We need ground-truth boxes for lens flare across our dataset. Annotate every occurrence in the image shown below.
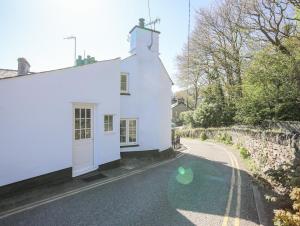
[178,166,185,175]
[176,167,193,185]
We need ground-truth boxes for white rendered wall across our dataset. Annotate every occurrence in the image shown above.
[157,60,172,150]
[130,27,159,55]
[0,59,121,186]
[121,26,172,152]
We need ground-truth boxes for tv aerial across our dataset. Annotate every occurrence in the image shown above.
[145,18,160,31]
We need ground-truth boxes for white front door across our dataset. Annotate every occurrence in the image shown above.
[73,104,95,177]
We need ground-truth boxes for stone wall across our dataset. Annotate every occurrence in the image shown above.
[177,127,300,194]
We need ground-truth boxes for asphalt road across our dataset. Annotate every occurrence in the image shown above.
[0,139,260,226]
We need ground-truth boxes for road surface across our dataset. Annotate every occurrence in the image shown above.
[0,139,260,226]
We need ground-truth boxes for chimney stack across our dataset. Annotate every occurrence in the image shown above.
[17,58,30,76]
[139,18,145,28]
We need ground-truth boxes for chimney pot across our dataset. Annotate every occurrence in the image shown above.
[139,18,145,28]
[17,58,30,76]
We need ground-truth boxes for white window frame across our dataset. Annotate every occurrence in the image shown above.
[120,118,138,146]
[104,115,114,133]
[74,107,93,141]
[120,73,129,94]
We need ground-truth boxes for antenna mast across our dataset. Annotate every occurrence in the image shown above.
[145,18,160,30]
[64,36,77,66]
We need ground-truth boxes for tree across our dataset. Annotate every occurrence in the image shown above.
[235,41,300,124]
[176,44,204,110]
[193,102,223,128]
[179,111,195,127]
[195,0,247,96]
[176,0,300,127]
[288,0,300,10]
[242,0,299,55]
[176,0,247,116]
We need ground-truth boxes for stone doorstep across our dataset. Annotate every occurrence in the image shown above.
[0,148,177,214]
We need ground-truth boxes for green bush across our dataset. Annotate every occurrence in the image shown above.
[240,147,250,159]
[200,132,208,141]
[235,142,242,150]
[192,102,223,128]
[217,132,233,144]
[179,111,195,127]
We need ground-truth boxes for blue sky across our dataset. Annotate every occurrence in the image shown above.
[0,0,213,89]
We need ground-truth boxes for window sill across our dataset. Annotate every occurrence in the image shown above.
[120,93,131,96]
[104,131,115,135]
[120,144,139,148]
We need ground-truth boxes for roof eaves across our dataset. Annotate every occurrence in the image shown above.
[158,57,174,85]
[129,25,160,34]
[0,57,120,81]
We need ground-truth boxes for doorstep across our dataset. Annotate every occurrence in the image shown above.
[0,151,176,215]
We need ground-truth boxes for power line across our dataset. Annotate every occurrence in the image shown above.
[148,0,152,29]
[186,0,191,108]
[188,0,191,76]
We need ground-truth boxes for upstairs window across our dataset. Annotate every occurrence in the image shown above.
[120,73,128,94]
[104,115,113,132]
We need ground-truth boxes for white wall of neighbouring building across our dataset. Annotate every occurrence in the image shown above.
[0,59,121,186]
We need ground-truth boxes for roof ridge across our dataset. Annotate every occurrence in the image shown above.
[0,57,120,80]
[0,68,17,71]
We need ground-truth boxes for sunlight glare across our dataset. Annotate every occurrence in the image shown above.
[176,167,193,185]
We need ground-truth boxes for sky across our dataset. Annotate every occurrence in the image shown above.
[0,0,214,90]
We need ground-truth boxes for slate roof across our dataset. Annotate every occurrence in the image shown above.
[0,58,120,81]
[171,102,188,109]
[0,69,18,79]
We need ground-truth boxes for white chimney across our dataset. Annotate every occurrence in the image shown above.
[129,18,160,56]
[17,58,30,76]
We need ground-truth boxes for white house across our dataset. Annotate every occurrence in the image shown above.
[0,18,172,187]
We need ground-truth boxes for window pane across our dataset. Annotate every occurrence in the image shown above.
[81,119,85,129]
[120,120,126,127]
[129,120,136,143]
[129,120,136,127]
[129,134,136,143]
[120,75,127,92]
[81,109,85,118]
[75,130,80,140]
[104,123,109,132]
[81,129,85,139]
[109,116,113,131]
[86,119,91,129]
[120,120,127,143]
[86,129,91,138]
[86,109,91,118]
[104,115,113,132]
[120,127,126,135]
[120,135,126,143]
[75,119,80,129]
[121,75,127,82]
[121,82,127,92]
[75,109,80,119]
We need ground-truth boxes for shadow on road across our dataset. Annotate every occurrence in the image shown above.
[164,151,261,225]
[0,148,262,226]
